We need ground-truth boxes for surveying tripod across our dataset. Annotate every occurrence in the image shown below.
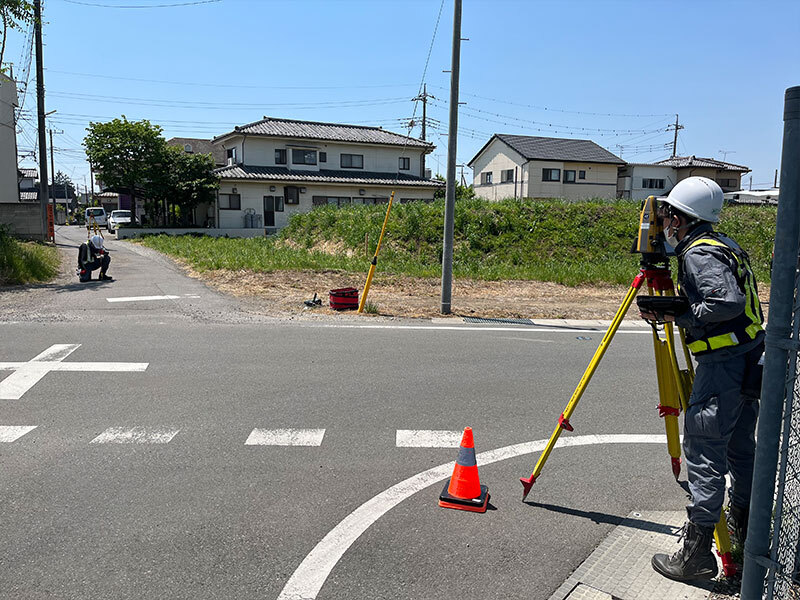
[519,197,736,577]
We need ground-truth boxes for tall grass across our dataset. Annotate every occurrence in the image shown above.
[0,226,60,285]
[137,198,777,286]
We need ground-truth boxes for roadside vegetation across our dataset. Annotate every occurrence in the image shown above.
[136,198,776,286]
[0,226,60,286]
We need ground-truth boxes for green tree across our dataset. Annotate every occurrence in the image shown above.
[83,116,166,223]
[433,174,476,201]
[0,0,33,71]
[53,170,75,200]
[150,147,218,226]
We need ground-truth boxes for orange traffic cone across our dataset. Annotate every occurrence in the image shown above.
[438,427,489,513]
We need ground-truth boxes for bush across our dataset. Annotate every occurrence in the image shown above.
[0,226,60,285]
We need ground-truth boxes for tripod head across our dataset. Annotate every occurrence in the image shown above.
[632,195,673,270]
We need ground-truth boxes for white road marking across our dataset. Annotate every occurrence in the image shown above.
[245,428,326,446]
[498,336,555,343]
[396,429,462,448]
[90,427,179,444]
[106,295,181,303]
[277,433,666,600]
[0,425,37,442]
[0,344,148,400]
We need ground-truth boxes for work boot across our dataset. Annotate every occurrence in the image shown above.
[99,273,114,281]
[729,504,749,546]
[652,521,718,581]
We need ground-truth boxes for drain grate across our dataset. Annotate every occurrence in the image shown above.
[463,317,534,325]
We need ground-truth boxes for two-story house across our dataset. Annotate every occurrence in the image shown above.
[468,134,625,201]
[18,168,39,202]
[617,156,750,200]
[211,117,442,232]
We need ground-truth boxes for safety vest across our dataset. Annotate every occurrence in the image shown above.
[678,232,764,356]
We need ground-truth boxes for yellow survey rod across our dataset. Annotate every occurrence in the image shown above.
[520,271,646,501]
[358,191,395,313]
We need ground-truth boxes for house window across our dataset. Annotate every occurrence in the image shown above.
[341,154,364,169]
[642,178,666,189]
[399,157,410,170]
[481,171,493,185]
[218,193,240,210]
[579,170,586,180]
[564,170,576,183]
[264,196,285,212]
[319,152,327,163]
[285,186,300,204]
[275,149,287,165]
[226,148,237,166]
[542,168,561,182]
[718,178,737,188]
[500,169,514,183]
[292,149,317,165]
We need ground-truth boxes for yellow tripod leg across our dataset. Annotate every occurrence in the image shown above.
[714,513,736,577]
[520,272,646,501]
[652,331,682,479]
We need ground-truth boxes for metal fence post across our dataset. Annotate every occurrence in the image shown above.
[741,85,800,599]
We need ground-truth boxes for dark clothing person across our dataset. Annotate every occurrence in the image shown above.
[77,241,111,282]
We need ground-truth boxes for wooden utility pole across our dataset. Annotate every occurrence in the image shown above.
[668,114,684,158]
[33,0,50,240]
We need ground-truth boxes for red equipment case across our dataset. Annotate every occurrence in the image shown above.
[329,287,359,310]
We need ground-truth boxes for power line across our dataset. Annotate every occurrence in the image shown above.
[61,0,220,8]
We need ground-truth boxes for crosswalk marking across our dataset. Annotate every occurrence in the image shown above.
[0,426,37,442]
[245,428,326,446]
[90,427,180,444]
[396,429,463,448]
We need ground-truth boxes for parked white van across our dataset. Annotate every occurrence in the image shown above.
[84,207,107,227]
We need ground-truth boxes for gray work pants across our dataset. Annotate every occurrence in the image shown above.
[683,342,763,529]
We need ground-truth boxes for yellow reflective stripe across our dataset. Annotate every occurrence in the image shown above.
[746,322,763,339]
[708,332,739,350]
[687,238,728,250]
[688,340,708,353]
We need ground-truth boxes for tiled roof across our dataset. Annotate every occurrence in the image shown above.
[166,137,227,166]
[214,117,433,149]
[472,134,625,165]
[214,165,444,188]
[19,191,38,201]
[655,155,750,172]
[19,168,38,178]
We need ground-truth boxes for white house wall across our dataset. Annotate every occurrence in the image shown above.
[471,140,526,201]
[218,182,435,230]
[617,165,676,200]
[0,75,19,204]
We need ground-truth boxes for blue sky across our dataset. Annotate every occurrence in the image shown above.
[5,0,798,191]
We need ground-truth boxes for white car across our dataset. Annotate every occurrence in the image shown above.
[107,210,133,232]
[85,207,107,227]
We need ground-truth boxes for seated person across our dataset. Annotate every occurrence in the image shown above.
[77,235,112,282]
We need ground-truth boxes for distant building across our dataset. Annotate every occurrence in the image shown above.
[468,134,625,201]
[654,155,750,193]
[0,74,20,204]
[724,188,779,205]
[166,137,227,167]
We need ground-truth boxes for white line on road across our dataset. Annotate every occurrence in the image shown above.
[0,425,37,442]
[245,428,326,446]
[498,336,556,343]
[277,433,666,600]
[313,324,651,334]
[106,295,181,303]
[396,429,462,448]
[90,427,180,444]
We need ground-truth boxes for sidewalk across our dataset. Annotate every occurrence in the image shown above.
[548,511,729,600]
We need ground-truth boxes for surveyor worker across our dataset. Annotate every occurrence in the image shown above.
[78,235,113,282]
[639,176,764,582]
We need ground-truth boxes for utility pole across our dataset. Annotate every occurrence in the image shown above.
[33,0,50,241]
[440,0,462,315]
[413,83,435,177]
[89,159,95,205]
[668,114,684,158]
[775,168,779,188]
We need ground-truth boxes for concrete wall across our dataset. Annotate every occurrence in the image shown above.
[0,75,20,204]
[219,135,428,177]
[0,203,44,240]
[217,181,436,230]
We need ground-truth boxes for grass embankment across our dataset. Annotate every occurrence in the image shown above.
[0,226,60,286]
[137,198,777,286]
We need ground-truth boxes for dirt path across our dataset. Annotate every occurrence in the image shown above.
[180,265,771,321]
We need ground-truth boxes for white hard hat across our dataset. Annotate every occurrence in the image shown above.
[90,235,104,250]
[661,176,724,223]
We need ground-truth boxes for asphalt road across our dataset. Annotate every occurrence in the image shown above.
[0,226,691,600]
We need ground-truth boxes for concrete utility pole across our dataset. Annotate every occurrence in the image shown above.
[740,85,800,600]
[775,168,779,188]
[413,83,435,177]
[668,114,684,158]
[33,0,50,241]
[440,0,462,315]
